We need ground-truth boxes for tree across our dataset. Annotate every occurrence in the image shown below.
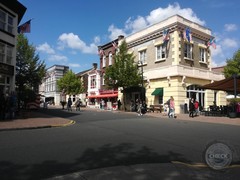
[223,49,240,78]
[57,70,84,95]
[16,34,46,107]
[104,40,142,89]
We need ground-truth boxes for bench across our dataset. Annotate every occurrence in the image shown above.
[148,105,163,113]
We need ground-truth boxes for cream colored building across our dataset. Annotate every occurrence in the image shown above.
[120,15,225,113]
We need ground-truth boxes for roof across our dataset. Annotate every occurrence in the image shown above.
[75,68,92,76]
[212,66,225,73]
[0,0,27,24]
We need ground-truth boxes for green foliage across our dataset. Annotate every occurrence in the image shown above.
[104,40,142,89]
[16,34,46,106]
[223,49,240,78]
[57,70,84,95]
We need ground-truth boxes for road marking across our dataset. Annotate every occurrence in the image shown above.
[171,161,240,169]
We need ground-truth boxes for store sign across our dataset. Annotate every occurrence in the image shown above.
[0,63,14,76]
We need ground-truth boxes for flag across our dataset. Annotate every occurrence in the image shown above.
[112,41,118,50]
[184,27,192,42]
[18,20,31,33]
[163,29,170,43]
[207,37,216,49]
[98,49,104,56]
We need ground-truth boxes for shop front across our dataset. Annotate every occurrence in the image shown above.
[87,90,118,110]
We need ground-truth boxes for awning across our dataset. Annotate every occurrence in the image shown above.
[201,75,240,93]
[88,94,118,99]
[151,88,163,96]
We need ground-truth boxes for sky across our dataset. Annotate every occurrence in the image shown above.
[18,0,240,73]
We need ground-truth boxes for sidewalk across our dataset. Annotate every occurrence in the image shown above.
[145,111,240,126]
[0,109,74,131]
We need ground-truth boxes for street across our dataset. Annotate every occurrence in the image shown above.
[0,108,240,179]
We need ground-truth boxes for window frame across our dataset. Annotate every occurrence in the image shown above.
[184,43,193,60]
[155,44,166,61]
[199,47,206,63]
[139,49,147,64]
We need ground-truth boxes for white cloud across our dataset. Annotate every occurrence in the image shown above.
[221,38,238,48]
[36,43,55,54]
[224,24,238,32]
[68,63,81,68]
[58,33,98,54]
[125,16,148,33]
[108,3,205,39]
[146,3,205,26]
[48,54,68,62]
[108,25,126,40]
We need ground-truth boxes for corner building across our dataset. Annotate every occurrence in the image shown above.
[0,0,26,95]
[120,15,225,113]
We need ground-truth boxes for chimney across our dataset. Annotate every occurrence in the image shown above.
[93,63,97,70]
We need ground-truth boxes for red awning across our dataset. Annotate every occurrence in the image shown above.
[88,94,118,98]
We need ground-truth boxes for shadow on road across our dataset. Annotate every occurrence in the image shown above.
[0,143,189,180]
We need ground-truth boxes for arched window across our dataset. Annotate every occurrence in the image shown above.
[103,56,106,67]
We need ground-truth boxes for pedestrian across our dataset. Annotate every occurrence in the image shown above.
[101,99,105,110]
[117,99,122,110]
[194,100,199,116]
[168,96,175,118]
[141,101,147,114]
[137,100,143,116]
[67,97,72,111]
[75,98,81,111]
[189,98,195,118]
[163,103,168,116]
[166,96,173,117]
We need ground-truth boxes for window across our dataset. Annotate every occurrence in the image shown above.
[90,75,96,89]
[139,50,147,64]
[7,15,14,34]
[109,52,112,66]
[184,43,193,59]
[102,56,106,67]
[199,48,206,63]
[0,9,15,34]
[6,46,13,65]
[156,44,166,60]
[0,10,6,31]
[0,43,4,63]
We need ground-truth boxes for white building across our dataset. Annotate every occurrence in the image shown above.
[39,65,69,105]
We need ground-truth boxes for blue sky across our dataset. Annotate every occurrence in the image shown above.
[18,0,240,73]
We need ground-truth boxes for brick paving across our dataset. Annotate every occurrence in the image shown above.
[145,111,240,126]
[0,107,239,131]
[0,110,73,131]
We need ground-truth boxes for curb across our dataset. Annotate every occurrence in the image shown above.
[0,120,75,132]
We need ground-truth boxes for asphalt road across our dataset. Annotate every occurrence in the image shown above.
[0,108,240,180]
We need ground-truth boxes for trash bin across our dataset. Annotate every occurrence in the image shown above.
[184,103,188,114]
[180,104,184,114]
